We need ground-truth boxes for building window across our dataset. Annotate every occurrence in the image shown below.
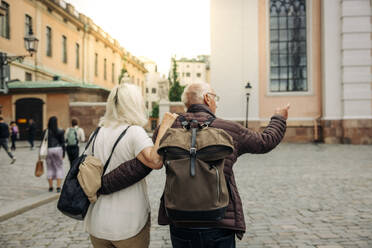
[111,63,115,83]
[146,87,149,93]
[145,101,149,109]
[104,58,107,80]
[186,72,190,77]
[46,26,52,57]
[94,53,98,76]
[25,72,32,81]
[151,88,156,94]
[196,73,201,78]
[269,0,307,92]
[0,1,10,39]
[182,72,185,77]
[62,35,67,63]
[75,43,80,69]
[25,14,32,36]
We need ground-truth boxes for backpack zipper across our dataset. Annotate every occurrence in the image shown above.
[211,165,220,201]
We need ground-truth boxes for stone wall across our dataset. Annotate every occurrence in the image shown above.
[341,119,372,145]
[69,103,106,137]
[69,91,108,103]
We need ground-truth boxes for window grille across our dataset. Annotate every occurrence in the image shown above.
[270,0,307,92]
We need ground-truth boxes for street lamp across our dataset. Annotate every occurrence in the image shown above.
[1,28,39,93]
[244,82,252,128]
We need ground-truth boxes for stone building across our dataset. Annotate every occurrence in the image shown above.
[139,57,162,115]
[172,55,210,86]
[0,0,146,138]
[211,0,372,144]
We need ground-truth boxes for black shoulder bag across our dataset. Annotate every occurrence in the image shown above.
[57,126,130,220]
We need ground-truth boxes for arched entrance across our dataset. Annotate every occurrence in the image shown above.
[15,98,44,140]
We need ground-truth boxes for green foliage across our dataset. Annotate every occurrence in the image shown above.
[168,56,185,101]
[151,102,159,118]
[118,67,127,84]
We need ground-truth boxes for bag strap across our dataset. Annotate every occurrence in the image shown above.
[102,126,131,176]
[74,128,79,145]
[43,129,48,142]
[82,127,101,155]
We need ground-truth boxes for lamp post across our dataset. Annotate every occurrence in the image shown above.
[244,82,252,128]
[0,28,39,93]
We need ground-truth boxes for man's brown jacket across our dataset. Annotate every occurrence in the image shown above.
[99,104,287,239]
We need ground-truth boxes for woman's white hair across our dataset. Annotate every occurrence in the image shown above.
[181,82,211,107]
[100,83,148,127]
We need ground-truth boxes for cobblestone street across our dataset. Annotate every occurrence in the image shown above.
[0,143,371,247]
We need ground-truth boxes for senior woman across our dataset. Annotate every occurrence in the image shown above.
[84,83,177,248]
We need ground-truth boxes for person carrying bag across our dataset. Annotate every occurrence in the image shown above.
[35,129,48,177]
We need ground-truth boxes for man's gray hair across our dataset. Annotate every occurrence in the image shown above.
[181,82,212,107]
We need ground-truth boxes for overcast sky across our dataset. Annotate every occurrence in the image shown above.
[65,0,210,75]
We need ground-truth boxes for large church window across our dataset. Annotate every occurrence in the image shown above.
[270,0,307,92]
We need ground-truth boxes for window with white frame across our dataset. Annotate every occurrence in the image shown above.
[0,1,10,39]
[62,35,67,63]
[269,0,307,92]
[75,43,80,69]
[46,26,52,57]
[25,14,32,36]
[104,58,107,80]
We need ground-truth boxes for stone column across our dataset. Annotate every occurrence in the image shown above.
[321,0,343,143]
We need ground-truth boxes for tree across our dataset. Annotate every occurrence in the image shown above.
[118,67,127,84]
[150,102,159,118]
[168,56,185,101]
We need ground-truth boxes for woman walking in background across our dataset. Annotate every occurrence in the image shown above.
[9,121,19,151]
[43,116,65,193]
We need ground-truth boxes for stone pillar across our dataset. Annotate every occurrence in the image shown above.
[159,99,170,123]
[321,0,343,143]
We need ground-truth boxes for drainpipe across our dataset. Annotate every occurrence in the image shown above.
[313,115,321,142]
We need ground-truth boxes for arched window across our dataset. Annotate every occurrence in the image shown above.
[270,0,307,92]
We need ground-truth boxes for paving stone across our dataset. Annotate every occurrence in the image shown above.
[1,143,372,247]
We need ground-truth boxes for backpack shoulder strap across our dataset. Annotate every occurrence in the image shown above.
[201,116,215,128]
[178,115,190,129]
[83,127,101,155]
[102,126,131,176]
[73,128,78,145]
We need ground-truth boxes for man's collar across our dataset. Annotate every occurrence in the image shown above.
[187,104,216,118]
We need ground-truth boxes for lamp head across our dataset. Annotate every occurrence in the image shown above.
[24,27,39,56]
[245,82,252,95]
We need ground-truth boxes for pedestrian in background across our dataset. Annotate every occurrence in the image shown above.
[27,118,36,150]
[65,118,85,167]
[10,121,19,151]
[43,116,65,193]
[0,117,16,164]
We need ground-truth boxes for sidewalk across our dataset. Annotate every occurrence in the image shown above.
[0,143,69,220]
[1,143,372,247]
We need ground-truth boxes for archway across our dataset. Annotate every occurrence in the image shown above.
[15,98,44,140]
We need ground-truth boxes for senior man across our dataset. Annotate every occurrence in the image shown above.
[98,82,289,247]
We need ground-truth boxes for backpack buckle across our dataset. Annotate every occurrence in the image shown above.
[190,147,196,155]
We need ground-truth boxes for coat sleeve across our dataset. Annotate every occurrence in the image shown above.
[98,158,153,194]
[237,115,287,155]
[98,127,159,195]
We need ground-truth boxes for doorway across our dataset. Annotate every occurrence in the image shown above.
[15,98,44,140]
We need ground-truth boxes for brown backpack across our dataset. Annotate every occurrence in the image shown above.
[158,116,234,223]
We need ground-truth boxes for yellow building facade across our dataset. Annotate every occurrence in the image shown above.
[0,0,147,138]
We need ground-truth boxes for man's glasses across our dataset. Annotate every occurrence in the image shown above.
[207,92,220,102]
